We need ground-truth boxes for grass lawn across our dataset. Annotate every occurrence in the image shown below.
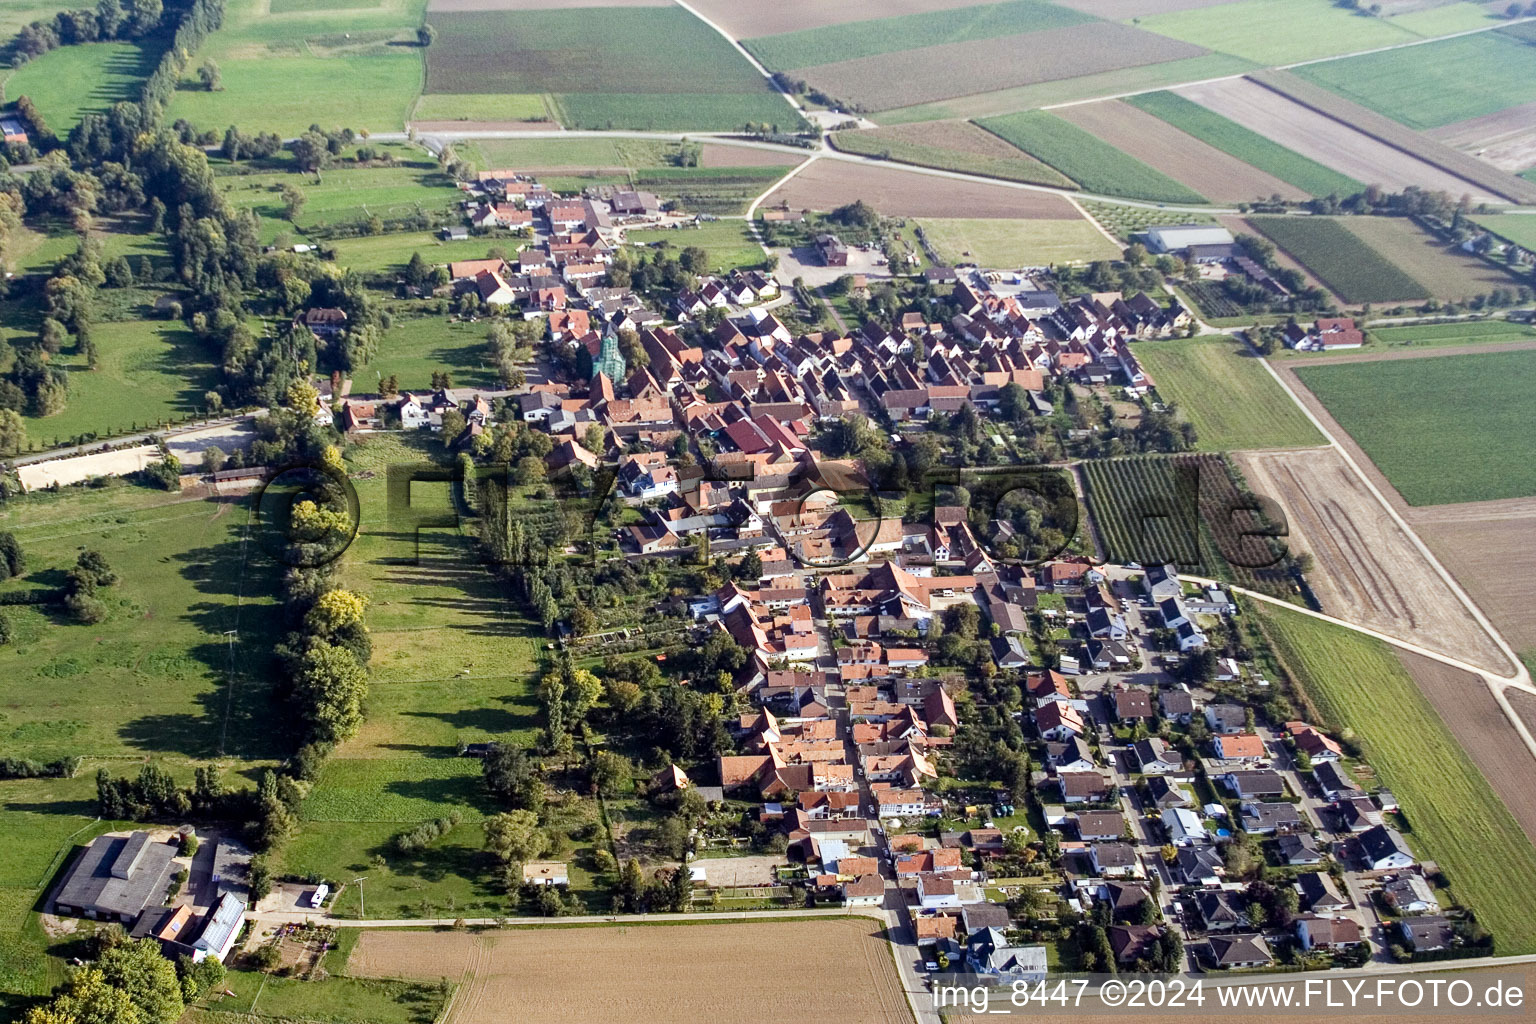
[874,53,1256,124]
[20,316,221,447]
[355,312,500,392]
[412,93,550,123]
[197,968,447,1024]
[977,110,1206,204]
[626,219,766,274]
[164,0,427,135]
[215,155,459,235]
[2,36,166,132]
[1293,32,1536,130]
[328,232,513,276]
[1125,92,1361,198]
[1473,214,1536,251]
[1386,1,1503,36]
[916,217,1120,266]
[741,0,1093,71]
[1337,216,1525,303]
[1366,320,1536,351]
[830,126,1074,188]
[1249,216,1426,304]
[0,491,286,760]
[1138,0,1420,65]
[1255,603,1536,955]
[1293,347,1536,505]
[1135,337,1323,451]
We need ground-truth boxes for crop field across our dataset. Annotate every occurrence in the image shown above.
[1134,337,1323,452]
[424,8,801,131]
[632,165,794,216]
[1293,32,1536,131]
[741,0,1094,71]
[1054,99,1302,202]
[627,219,766,274]
[1247,216,1424,304]
[1337,216,1524,303]
[1430,101,1536,175]
[1368,319,1536,352]
[2,37,166,132]
[1125,91,1362,198]
[794,21,1204,113]
[459,137,679,171]
[350,919,913,1024]
[977,110,1206,203]
[1137,0,1420,64]
[764,158,1082,218]
[875,52,1255,125]
[411,93,553,124]
[165,0,427,134]
[1081,454,1291,595]
[917,217,1120,266]
[1473,214,1536,251]
[830,121,1075,188]
[1255,603,1536,955]
[1292,348,1536,506]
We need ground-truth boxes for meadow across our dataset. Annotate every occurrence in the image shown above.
[2,37,166,132]
[328,232,508,275]
[1126,91,1362,198]
[424,8,802,132]
[1135,337,1324,452]
[457,137,681,172]
[1256,603,1536,955]
[626,219,766,275]
[1365,320,1536,352]
[1293,32,1536,130]
[164,0,428,135]
[830,121,1076,189]
[192,969,446,1024]
[977,110,1206,203]
[1137,0,1421,65]
[1293,348,1536,506]
[215,153,460,236]
[1473,214,1536,251]
[916,217,1120,266]
[1248,216,1426,304]
[740,0,1093,71]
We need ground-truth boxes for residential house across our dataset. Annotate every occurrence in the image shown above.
[1207,934,1272,969]
[1216,770,1285,800]
[1358,825,1414,871]
[842,874,885,907]
[1058,772,1112,805]
[1175,846,1225,886]
[1159,688,1195,724]
[1213,733,1266,761]
[1297,872,1349,913]
[1195,890,1244,932]
[1204,704,1247,735]
[1113,688,1155,723]
[1089,843,1140,878]
[1399,916,1456,953]
[1314,761,1361,802]
[1240,801,1302,835]
[1107,925,1162,965]
[1130,738,1182,775]
[1162,807,1208,847]
[1074,811,1126,842]
[1381,875,1438,914]
[1277,833,1324,866]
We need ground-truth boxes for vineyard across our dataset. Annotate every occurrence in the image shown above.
[1082,454,1293,596]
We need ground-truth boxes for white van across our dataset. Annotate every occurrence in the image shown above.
[309,884,329,909]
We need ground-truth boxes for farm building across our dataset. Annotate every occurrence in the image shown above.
[54,832,178,923]
[0,115,27,144]
[817,233,850,267]
[523,862,570,886]
[1144,225,1234,254]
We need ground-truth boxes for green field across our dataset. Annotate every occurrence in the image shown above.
[1249,216,1426,304]
[977,111,1206,203]
[2,37,166,132]
[1080,201,1214,242]
[626,219,766,275]
[1294,32,1536,130]
[917,217,1120,267]
[353,316,499,404]
[631,165,795,216]
[1125,92,1362,198]
[1256,604,1536,954]
[875,53,1256,125]
[1367,320,1536,351]
[165,0,428,134]
[1473,214,1536,251]
[1138,0,1421,65]
[216,152,458,236]
[193,969,446,1024]
[829,126,1074,188]
[412,93,550,123]
[741,0,1093,71]
[0,2,81,37]
[1387,1,1502,36]
[1135,337,1324,451]
[425,7,804,132]
[459,137,680,172]
[1294,348,1536,505]
[328,233,507,275]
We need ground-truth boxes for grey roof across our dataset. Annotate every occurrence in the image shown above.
[1196,890,1243,926]
[1144,775,1190,808]
[193,892,246,954]
[961,902,1011,935]
[986,945,1048,975]
[1400,915,1455,950]
[1218,769,1285,798]
[1092,842,1137,867]
[1175,845,1223,880]
[1314,760,1360,795]
[1359,824,1413,864]
[1242,801,1302,830]
[1205,704,1246,728]
[1209,933,1271,966]
[1278,833,1323,863]
[1297,871,1347,909]
[55,833,177,920]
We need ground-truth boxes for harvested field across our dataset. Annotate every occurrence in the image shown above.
[1430,101,1536,173]
[1248,70,1536,204]
[1056,0,1243,17]
[1338,216,1524,302]
[1395,651,1536,847]
[793,22,1205,112]
[1055,99,1305,202]
[1234,447,1508,672]
[829,121,1075,188]
[699,144,804,168]
[685,0,993,39]
[764,159,1082,219]
[350,919,913,1024]
[1412,499,1536,654]
[1177,77,1502,201]
[979,110,1206,202]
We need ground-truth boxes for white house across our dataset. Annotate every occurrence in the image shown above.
[1162,807,1208,846]
[1358,825,1415,871]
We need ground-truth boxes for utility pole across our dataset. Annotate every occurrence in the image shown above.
[351,877,367,919]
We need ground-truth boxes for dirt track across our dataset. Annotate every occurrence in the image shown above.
[765,159,1082,219]
[1235,447,1507,672]
[1396,651,1536,846]
[351,919,912,1024]
[1057,100,1306,202]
